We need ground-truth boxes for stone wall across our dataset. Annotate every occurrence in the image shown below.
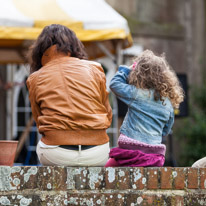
[0,166,206,205]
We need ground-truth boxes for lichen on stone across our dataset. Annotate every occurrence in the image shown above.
[133,169,142,182]
[24,167,38,183]
[88,167,103,189]
[172,171,177,178]
[106,168,115,183]
[0,196,10,205]
[19,197,32,206]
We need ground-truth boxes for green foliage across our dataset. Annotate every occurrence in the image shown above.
[175,85,206,166]
[195,86,206,113]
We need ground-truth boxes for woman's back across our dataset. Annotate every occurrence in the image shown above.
[27,24,112,166]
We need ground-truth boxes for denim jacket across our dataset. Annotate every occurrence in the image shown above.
[110,66,174,145]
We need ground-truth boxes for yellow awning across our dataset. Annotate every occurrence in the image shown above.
[0,0,132,62]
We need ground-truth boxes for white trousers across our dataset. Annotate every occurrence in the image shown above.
[36,142,110,166]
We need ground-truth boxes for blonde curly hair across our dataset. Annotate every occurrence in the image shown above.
[128,50,184,108]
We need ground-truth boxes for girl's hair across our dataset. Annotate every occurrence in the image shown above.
[28,24,88,73]
[129,50,184,108]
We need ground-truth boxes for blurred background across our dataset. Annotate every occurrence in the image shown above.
[0,0,205,167]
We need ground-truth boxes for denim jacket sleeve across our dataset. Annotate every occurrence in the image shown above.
[162,111,174,137]
[109,66,137,105]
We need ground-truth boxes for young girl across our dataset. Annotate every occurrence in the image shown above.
[105,50,184,167]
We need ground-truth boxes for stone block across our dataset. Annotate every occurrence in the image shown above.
[22,166,38,190]
[53,166,67,190]
[104,193,126,206]
[126,193,158,205]
[130,167,145,190]
[87,167,104,190]
[117,167,131,190]
[173,167,186,189]
[187,167,198,189]
[105,167,118,189]
[199,168,206,189]
[74,167,88,190]
[146,167,159,189]
[44,193,68,206]
[37,166,54,190]
[0,166,38,191]
[0,195,40,206]
[184,194,206,206]
[67,192,103,206]
[160,167,173,189]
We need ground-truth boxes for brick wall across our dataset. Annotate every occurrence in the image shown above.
[0,166,206,205]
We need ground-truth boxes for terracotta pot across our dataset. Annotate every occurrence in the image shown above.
[0,140,18,166]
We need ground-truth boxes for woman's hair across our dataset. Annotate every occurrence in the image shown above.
[129,50,184,108]
[28,24,88,73]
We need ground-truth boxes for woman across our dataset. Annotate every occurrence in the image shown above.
[27,24,112,166]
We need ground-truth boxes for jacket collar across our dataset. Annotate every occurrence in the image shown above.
[41,45,70,66]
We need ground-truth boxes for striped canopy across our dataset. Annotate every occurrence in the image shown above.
[0,0,132,63]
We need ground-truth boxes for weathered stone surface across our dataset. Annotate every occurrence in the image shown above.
[53,166,67,190]
[105,167,117,189]
[160,167,173,189]
[184,194,206,206]
[130,167,145,190]
[104,193,126,206]
[187,167,198,189]
[0,166,38,192]
[117,167,131,190]
[74,167,88,190]
[146,167,159,189]
[173,167,186,189]
[67,192,103,206]
[0,166,206,205]
[87,167,104,190]
[0,195,40,206]
[22,166,38,190]
[200,168,206,189]
[37,166,54,191]
[44,193,68,206]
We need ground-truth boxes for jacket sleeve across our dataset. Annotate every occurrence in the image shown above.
[99,69,113,126]
[26,75,42,129]
[109,66,136,106]
[162,112,174,137]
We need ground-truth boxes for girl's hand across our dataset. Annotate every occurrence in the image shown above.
[130,62,137,71]
[129,65,133,69]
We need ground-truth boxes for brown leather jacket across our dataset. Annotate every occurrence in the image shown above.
[26,46,112,145]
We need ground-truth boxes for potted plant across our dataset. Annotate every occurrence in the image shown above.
[0,140,18,166]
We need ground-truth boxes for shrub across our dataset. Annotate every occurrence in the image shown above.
[175,84,206,166]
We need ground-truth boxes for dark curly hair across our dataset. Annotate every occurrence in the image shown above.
[28,24,88,73]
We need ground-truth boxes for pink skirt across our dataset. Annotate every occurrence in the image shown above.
[105,134,165,167]
[105,147,165,167]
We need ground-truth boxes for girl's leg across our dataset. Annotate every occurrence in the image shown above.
[105,158,119,167]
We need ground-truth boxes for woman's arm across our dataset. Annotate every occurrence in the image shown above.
[93,63,113,127]
[100,72,113,125]
[26,75,42,128]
